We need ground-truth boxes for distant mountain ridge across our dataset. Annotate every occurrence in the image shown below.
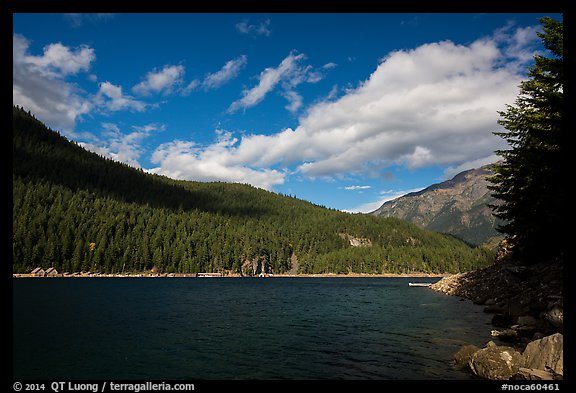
[371,165,504,246]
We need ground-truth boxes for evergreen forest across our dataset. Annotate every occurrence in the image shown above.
[13,106,495,275]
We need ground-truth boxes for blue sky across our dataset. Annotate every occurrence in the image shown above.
[13,13,560,212]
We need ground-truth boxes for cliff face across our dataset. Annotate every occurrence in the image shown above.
[371,164,503,246]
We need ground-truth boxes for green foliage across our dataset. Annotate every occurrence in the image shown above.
[489,17,563,263]
[13,106,494,274]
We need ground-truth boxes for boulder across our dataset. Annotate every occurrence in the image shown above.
[504,265,530,278]
[517,315,538,328]
[542,306,563,332]
[532,332,545,341]
[469,345,523,380]
[514,367,555,380]
[515,315,539,338]
[490,329,518,342]
[492,313,513,328]
[454,344,480,369]
[522,333,563,377]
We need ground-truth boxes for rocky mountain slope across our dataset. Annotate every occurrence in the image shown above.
[371,164,503,246]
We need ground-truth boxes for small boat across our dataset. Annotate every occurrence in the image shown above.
[408,282,431,287]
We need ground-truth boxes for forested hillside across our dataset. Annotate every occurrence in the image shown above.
[13,106,494,275]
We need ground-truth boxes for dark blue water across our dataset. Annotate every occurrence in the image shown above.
[13,277,492,380]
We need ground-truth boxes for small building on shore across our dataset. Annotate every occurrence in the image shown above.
[31,267,45,277]
[45,267,59,277]
[196,272,223,277]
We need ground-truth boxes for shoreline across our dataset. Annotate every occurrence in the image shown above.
[13,272,446,278]
[430,258,563,380]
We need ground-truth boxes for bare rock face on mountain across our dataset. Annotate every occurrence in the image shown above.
[371,164,503,246]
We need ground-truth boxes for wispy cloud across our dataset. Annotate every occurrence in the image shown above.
[492,21,541,71]
[80,122,164,168]
[180,80,199,96]
[132,64,185,96]
[400,16,419,27]
[180,56,248,95]
[343,185,371,191]
[64,13,115,28]
[228,52,305,113]
[202,55,247,90]
[442,154,500,180]
[343,188,424,213]
[227,51,333,114]
[235,19,271,36]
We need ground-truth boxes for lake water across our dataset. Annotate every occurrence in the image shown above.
[13,277,493,380]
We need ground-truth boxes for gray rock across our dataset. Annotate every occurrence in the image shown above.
[517,316,538,328]
[469,345,523,380]
[522,333,563,376]
[532,332,545,341]
[542,306,563,331]
[504,265,530,278]
[514,367,555,380]
[491,329,518,342]
[454,344,480,369]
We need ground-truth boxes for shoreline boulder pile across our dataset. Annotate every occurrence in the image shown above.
[453,333,563,380]
[431,246,563,380]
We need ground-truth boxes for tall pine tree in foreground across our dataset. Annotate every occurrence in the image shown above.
[489,17,563,264]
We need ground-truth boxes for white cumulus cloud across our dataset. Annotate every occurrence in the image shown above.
[19,39,95,77]
[96,81,148,112]
[12,34,94,131]
[292,37,526,177]
[149,133,285,190]
[150,24,539,190]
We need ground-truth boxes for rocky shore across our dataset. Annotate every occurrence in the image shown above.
[431,248,563,380]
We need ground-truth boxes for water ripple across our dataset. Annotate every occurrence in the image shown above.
[14,277,493,379]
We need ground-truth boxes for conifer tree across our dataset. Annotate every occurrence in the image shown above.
[489,17,563,263]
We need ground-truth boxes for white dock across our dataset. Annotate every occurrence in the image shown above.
[408,282,432,287]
